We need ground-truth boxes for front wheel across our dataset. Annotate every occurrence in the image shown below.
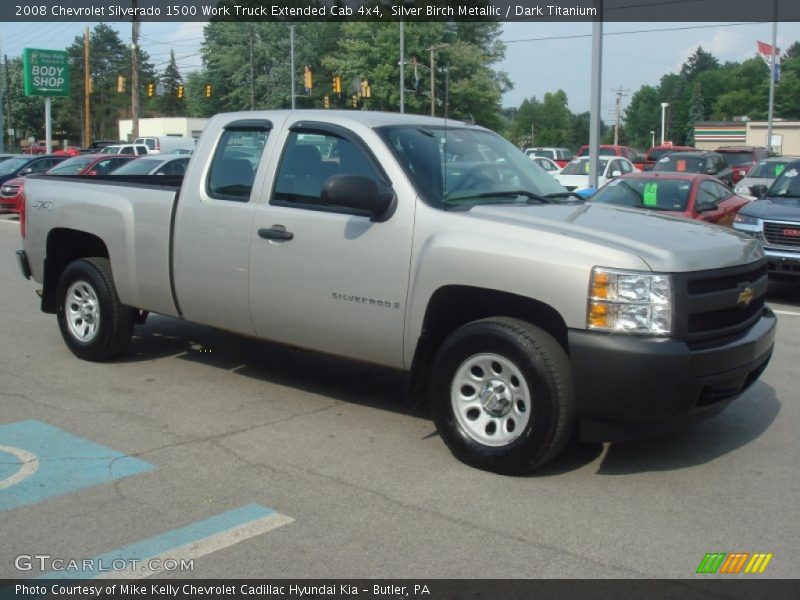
[431,318,575,474]
[56,257,135,361]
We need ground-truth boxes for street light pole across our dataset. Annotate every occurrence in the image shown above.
[588,1,603,189]
[660,102,669,145]
[289,25,296,110]
[131,0,140,141]
[650,130,655,148]
[766,0,778,153]
[399,20,404,113]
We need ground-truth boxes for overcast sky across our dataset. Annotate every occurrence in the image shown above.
[2,20,800,120]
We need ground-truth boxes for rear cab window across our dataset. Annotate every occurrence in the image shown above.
[206,120,271,202]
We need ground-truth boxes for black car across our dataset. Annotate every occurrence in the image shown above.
[80,140,122,154]
[733,159,800,278]
[652,151,734,185]
[0,155,68,186]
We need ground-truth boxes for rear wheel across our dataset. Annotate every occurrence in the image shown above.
[432,317,575,474]
[56,257,135,361]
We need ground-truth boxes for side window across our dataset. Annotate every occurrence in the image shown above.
[271,130,383,211]
[712,181,733,201]
[697,181,720,208]
[620,159,633,174]
[207,124,270,202]
[120,147,133,155]
[94,159,116,174]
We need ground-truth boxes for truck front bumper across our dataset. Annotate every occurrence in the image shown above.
[569,308,776,442]
[765,248,800,277]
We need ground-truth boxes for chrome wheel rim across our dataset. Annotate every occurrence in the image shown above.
[451,353,532,447]
[65,280,100,343]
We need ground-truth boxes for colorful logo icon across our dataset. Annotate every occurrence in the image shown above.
[696,552,773,574]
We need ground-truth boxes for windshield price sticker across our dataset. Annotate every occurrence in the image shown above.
[643,182,659,206]
[775,163,786,176]
[784,169,798,178]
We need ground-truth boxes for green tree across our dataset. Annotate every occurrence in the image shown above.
[685,84,704,146]
[624,85,661,149]
[160,50,184,117]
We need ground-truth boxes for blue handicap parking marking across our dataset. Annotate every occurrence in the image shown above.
[0,419,154,512]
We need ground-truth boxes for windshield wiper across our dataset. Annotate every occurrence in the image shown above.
[545,191,586,202]
[444,189,553,204]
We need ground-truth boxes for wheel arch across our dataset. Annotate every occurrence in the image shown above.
[41,228,109,313]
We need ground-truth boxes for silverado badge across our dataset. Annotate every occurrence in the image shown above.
[737,285,755,308]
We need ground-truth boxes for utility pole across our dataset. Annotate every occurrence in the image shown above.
[4,55,12,152]
[131,0,141,141]
[83,27,91,148]
[399,20,405,113]
[0,36,4,153]
[289,25,296,110]
[766,0,778,153]
[428,44,447,117]
[612,86,628,146]
[588,0,603,189]
[249,28,255,110]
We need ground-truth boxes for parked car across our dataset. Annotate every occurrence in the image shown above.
[98,144,149,156]
[555,156,636,191]
[734,156,800,199]
[524,147,574,168]
[0,155,68,186]
[733,159,800,277]
[109,155,190,176]
[167,148,193,155]
[641,145,696,171]
[19,110,775,474]
[0,154,19,163]
[652,151,734,185]
[528,155,562,177]
[54,146,82,156]
[716,146,770,185]
[591,172,748,227]
[134,136,196,155]
[46,154,138,176]
[577,144,647,170]
[21,143,47,155]
[81,140,122,154]
[0,176,24,213]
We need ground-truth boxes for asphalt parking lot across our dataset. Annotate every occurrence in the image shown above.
[1,213,798,580]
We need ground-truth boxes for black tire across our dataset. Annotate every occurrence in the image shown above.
[56,257,135,361]
[431,317,575,474]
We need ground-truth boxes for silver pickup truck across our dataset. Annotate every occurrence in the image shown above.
[17,111,776,473]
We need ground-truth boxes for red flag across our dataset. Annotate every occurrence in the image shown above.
[757,40,780,59]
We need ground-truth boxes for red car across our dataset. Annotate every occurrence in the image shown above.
[21,143,47,155]
[0,155,138,214]
[54,146,82,156]
[589,172,749,227]
[46,154,138,177]
[716,146,770,185]
[577,144,647,170]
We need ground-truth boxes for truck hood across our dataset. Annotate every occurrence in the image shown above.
[739,196,800,222]
[466,202,763,273]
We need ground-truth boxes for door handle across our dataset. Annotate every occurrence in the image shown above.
[258,225,294,241]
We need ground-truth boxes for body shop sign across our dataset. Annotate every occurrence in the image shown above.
[23,48,69,96]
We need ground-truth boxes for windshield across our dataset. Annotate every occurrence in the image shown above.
[561,158,609,176]
[99,146,120,154]
[578,147,616,157]
[110,158,163,175]
[376,126,566,206]
[718,151,753,166]
[47,156,95,175]
[653,155,706,173]
[0,158,30,175]
[592,177,692,211]
[528,149,555,159]
[135,138,157,150]
[768,167,800,198]
[748,160,791,179]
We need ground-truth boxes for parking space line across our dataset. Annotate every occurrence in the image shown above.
[36,504,294,579]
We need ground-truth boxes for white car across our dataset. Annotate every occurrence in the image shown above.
[98,144,149,156]
[529,155,562,177]
[555,156,636,192]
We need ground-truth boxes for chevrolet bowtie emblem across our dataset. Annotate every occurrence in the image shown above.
[738,286,755,308]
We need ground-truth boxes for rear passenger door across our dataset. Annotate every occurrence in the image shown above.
[248,121,414,368]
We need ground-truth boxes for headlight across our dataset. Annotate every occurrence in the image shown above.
[587,268,672,335]
[733,213,759,226]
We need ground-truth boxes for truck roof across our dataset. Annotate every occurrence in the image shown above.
[213,110,483,130]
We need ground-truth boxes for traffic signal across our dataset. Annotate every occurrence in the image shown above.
[147,82,155,97]
[351,95,358,108]
[117,75,126,93]
[177,84,185,99]
[304,66,313,93]
[360,79,371,99]
[204,84,212,98]
[332,75,341,95]
[323,95,330,109]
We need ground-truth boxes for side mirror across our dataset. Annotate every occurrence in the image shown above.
[20,167,33,175]
[705,167,716,175]
[321,175,396,222]
[749,184,768,199]
[610,170,622,178]
[696,202,717,213]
